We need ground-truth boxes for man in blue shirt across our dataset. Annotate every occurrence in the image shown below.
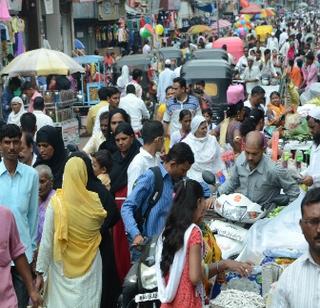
[121,142,194,260]
[0,124,39,307]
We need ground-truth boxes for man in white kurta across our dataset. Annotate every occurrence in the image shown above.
[157,59,175,103]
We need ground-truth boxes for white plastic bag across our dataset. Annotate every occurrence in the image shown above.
[237,193,308,264]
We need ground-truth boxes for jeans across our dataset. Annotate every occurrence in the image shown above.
[11,266,29,308]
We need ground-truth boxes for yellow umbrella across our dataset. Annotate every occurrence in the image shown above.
[187,25,212,35]
[0,48,85,76]
[255,25,273,42]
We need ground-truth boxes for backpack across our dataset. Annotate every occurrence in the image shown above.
[134,166,164,234]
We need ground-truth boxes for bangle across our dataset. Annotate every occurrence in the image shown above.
[202,262,209,279]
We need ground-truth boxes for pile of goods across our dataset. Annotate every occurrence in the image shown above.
[210,289,265,308]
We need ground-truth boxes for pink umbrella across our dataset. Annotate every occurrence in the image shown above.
[240,3,262,14]
[213,37,244,62]
[211,19,231,30]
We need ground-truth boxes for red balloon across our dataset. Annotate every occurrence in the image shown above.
[144,24,154,34]
[240,0,250,8]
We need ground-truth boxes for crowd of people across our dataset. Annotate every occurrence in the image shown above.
[1,6,320,308]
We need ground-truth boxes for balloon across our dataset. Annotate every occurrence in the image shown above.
[240,20,246,25]
[255,14,261,19]
[144,24,154,34]
[140,27,151,38]
[239,28,246,36]
[155,24,164,35]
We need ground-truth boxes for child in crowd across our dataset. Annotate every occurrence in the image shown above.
[170,109,192,148]
[202,108,216,131]
[91,150,113,190]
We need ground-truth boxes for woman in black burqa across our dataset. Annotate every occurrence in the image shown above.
[34,125,67,189]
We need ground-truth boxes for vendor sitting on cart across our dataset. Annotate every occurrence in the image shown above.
[217,131,300,207]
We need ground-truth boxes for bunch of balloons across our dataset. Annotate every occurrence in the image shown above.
[139,24,164,39]
[234,15,252,37]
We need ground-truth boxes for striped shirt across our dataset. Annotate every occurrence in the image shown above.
[272,251,320,308]
[163,95,201,134]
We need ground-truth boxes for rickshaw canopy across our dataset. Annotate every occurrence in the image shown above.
[193,49,228,61]
[181,59,232,80]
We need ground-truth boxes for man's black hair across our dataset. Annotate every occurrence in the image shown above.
[22,132,34,148]
[141,120,164,144]
[251,86,266,96]
[301,187,320,216]
[99,111,109,122]
[20,113,37,134]
[107,86,120,97]
[132,69,143,80]
[98,87,109,101]
[0,124,22,141]
[126,84,136,95]
[165,142,194,165]
[21,81,34,91]
[33,96,45,111]
[173,77,187,89]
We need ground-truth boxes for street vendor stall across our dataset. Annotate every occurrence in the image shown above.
[73,55,105,106]
[0,48,84,146]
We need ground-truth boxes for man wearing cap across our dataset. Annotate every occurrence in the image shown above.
[241,57,261,94]
[267,32,279,52]
[157,59,175,104]
[300,107,320,188]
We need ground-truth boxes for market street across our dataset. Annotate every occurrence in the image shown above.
[1,1,320,307]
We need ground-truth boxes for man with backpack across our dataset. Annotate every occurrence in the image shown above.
[121,142,194,261]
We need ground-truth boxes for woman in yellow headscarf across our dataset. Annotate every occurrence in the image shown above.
[35,154,116,307]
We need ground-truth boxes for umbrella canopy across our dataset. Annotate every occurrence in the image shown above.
[240,3,262,14]
[0,48,85,76]
[187,25,212,35]
[211,19,231,30]
[261,8,275,18]
[213,37,244,62]
[74,39,85,50]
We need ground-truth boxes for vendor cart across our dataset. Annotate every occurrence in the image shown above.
[73,55,106,106]
[0,48,84,146]
[42,89,79,146]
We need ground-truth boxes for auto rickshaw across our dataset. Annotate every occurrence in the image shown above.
[113,54,154,96]
[193,49,228,61]
[157,47,183,66]
[181,59,232,123]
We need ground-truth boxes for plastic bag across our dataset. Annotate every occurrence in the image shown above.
[237,193,308,264]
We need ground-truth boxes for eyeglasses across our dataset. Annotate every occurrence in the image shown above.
[302,218,320,227]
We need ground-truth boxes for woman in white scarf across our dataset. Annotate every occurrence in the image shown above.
[155,179,206,307]
[7,96,26,126]
[183,115,226,183]
[116,65,130,96]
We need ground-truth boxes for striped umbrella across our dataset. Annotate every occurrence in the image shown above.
[0,48,85,76]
